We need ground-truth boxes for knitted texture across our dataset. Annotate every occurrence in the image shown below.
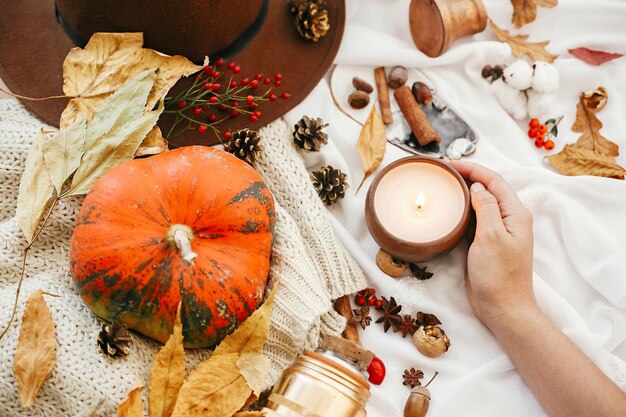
[0,99,363,416]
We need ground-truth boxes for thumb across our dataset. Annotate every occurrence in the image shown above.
[470,182,506,235]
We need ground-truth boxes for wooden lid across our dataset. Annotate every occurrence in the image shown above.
[409,0,446,58]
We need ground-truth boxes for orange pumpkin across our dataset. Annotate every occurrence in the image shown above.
[70,146,275,348]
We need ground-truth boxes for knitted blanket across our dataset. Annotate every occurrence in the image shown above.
[0,98,367,417]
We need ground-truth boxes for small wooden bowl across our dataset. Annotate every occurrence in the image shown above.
[365,156,470,263]
[409,0,487,57]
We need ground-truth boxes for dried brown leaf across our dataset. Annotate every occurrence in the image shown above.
[61,32,204,128]
[568,47,623,66]
[511,0,557,28]
[136,126,168,157]
[15,133,55,243]
[171,353,251,417]
[14,289,56,408]
[213,288,276,356]
[237,352,271,397]
[572,95,618,156]
[489,20,558,63]
[233,412,265,417]
[41,119,87,193]
[149,304,185,417]
[356,106,387,192]
[547,145,625,179]
[116,384,145,417]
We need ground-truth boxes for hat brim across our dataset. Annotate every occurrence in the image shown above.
[0,0,344,146]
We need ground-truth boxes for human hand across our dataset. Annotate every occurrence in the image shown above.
[449,161,537,329]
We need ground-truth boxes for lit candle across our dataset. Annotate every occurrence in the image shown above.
[365,157,470,262]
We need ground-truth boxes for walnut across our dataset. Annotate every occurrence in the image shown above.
[412,325,450,358]
[375,249,407,277]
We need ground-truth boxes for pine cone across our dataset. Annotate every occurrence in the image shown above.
[293,116,329,152]
[311,165,348,206]
[227,128,262,165]
[293,1,330,42]
[98,321,132,358]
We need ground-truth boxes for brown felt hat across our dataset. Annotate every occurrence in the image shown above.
[0,0,344,146]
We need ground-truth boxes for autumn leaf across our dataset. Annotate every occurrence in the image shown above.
[117,384,145,417]
[355,106,387,193]
[14,290,56,408]
[511,0,557,28]
[61,32,204,128]
[237,352,271,397]
[571,95,618,156]
[136,126,168,157]
[149,304,185,417]
[233,412,265,417]
[15,134,56,243]
[171,353,252,417]
[41,118,87,193]
[213,288,276,356]
[568,47,623,66]
[66,70,163,196]
[489,20,558,63]
[547,145,625,179]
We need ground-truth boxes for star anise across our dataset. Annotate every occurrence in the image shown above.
[375,296,402,333]
[415,311,442,327]
[403,367,425,388]
[410,264,434,280]
[395,314,419,337]
[349,306,372,330]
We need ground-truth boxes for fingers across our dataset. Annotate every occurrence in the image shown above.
[450,161,520,207]
[470,182,506,235]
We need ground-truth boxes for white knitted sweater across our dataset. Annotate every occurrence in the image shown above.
[0,98,367,416]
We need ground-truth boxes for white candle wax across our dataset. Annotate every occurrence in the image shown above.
[374,162,465,243]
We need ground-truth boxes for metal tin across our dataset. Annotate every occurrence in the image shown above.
[263,350,370,417]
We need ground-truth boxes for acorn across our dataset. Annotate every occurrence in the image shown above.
[348,90,370,109]
[411,81,432,105]
[404,372,438,417]
[375,249,407,277]
[352,76,374,93]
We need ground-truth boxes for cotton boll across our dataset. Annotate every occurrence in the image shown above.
[492,78,528,120]
[531,61,559,94]
[502,60,533,90]
[527,89,556,119]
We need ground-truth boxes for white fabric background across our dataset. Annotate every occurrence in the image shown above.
[280,0,626,416]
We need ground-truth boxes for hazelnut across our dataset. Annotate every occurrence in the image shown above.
[481,64,493,79]
[582,86,607,112]
[492,64,505,80]
[352,76,374,93]
[411,82,432,105]
[412,325,450,358]
[388,65,408,89]
[404,385,431,417]
[348,90,370,109]
[375,249,407,277]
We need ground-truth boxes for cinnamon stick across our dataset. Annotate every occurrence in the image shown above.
[394,85,440,146]
[374,67,393,124]
[334,295,361,346]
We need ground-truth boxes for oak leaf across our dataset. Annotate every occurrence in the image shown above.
[489,20,558,63]
[149,304,185,417]
[568,47,623,66]
[511,0,557,28]
[14,290,56,408]
[61,32,204,128]
[116,384,145,417]
[136,126,168,157]
[356,105,387,192]
[547,145,625,179]
[571,95,618,156]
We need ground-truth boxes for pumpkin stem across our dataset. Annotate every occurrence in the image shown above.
[168,224,198,265]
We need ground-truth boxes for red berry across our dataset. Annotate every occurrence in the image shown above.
[367,356,386,385]
[203,82,213,90]
[375,299,383,309]
[223,130,232,140]
[232,66,241,74]
[197,124,208,134]
[227,61,235,70]
[246,95,254,103]
[230,80,238,88]
[212,83,221,91]
[535,137,545,148]
[177,101,187,109]
[241,77,250,86]
[268,93,277,101]
[219,104,227,110]
[355,295,366,306]
[274,80,282,87]
[231,101,239,107]
[367,288,376,296]
[263,77,271,85]
[209,96,218,104]
[193,106,202,115]
[215,58,224,66]
[539,124,548,134]
[201,105,208,110]
[544,139,555,150]
[255,73,263,80]
[368,297,376,306]
[230,109,239,117]
[250,80,259,89]
[203,66,213,74]
[529,118,540,128]
[253,110,262,118]
[528,128,538,138]
[281,92,291,99]
[213,71,220,78]
[274,73,283,81]
[249,114,258,122]
[208,114,217,122]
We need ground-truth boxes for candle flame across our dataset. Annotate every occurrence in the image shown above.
[416,192,426,210]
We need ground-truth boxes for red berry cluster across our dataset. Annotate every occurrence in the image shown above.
[355,288,383,310]
[528,116,562,151]
[164,57,290,140]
